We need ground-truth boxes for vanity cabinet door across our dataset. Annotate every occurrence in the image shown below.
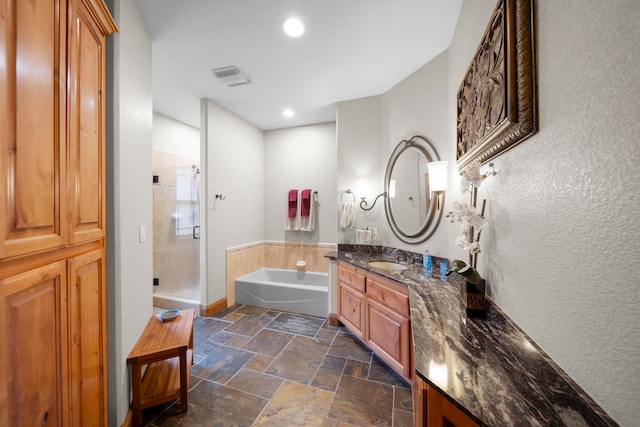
[366,298,411,378]
[338,283,365,339]
[413,379,480,427]
[337,263,366,339]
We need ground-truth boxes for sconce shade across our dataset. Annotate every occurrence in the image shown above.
[427,161,448,192]
[389,179,396,199]
[356,178,369,198]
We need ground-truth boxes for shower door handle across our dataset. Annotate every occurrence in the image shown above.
[193,225,200,239]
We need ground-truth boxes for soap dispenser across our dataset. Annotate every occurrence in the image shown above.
[423,246,433,278]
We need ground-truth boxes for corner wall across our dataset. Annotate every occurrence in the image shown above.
[105,0,154,424]
[200,100,265,306]
[336,96,386,244]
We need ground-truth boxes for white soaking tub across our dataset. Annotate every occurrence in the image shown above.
[235,268,328,317]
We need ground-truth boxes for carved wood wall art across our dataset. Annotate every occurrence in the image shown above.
[456,0,537,170]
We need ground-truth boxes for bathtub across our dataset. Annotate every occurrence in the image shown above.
[235,268,328,317]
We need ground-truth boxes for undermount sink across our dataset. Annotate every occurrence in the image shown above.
[368,261,408,271]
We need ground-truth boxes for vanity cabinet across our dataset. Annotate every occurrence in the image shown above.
[337,261,412,381]
[0,0,116,425]
[413,375,480,427]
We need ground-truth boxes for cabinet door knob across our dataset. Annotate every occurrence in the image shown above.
[42,411,48,426]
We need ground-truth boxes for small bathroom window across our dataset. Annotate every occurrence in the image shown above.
[175,167,199,236]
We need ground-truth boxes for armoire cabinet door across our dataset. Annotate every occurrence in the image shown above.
[0,0,68,259]
[0,261,68,427]
[67,0,111,245]
[68,248,107,426]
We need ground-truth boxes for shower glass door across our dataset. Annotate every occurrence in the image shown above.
[153,165,200,303]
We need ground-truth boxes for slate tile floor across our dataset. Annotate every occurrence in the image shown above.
[145,304,413,427]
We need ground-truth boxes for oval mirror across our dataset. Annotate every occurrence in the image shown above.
[384,135,444,244]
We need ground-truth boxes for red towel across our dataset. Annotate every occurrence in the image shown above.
[301,189,312,217]
[288,190,298,218]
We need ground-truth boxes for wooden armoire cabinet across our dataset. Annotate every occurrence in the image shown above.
[0,0,116,426]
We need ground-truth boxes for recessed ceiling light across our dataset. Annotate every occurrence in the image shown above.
[283,109,294,118]
[283,18,304,37]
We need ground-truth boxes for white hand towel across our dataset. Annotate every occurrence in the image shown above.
[340,201,356,229]
[356,229,372,244]
[300,191,316,232]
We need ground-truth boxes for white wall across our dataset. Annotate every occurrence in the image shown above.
[105,0,154,424]
[152,112,200,159]
[264,123,337,244]
[336,96,385,243]
[381,51,451,253]
[337,0,640,423]
[200,99,264,305]
[336,51,451,253]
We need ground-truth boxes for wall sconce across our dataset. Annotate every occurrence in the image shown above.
[360,191,386,211]
[357,178,386,211]
[389,179,396,199]
[427,161,448,210]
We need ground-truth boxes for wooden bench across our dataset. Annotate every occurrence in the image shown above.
[127,309,195,427]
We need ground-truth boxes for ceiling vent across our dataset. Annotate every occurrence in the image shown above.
[211,66,251,87]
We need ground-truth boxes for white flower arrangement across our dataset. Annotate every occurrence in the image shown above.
[447,161,496,267]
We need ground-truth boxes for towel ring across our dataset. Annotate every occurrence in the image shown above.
[341,190,356,203]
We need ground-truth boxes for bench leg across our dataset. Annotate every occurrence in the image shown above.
[179,351,188,412]
[131,364,143,427]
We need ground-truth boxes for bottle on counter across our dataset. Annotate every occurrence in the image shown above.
[423,246,433,278]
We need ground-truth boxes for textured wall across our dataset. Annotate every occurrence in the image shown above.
[448,0,640,424]
[105,0,154,423]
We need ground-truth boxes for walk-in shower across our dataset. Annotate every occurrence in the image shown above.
[152,164,201,311]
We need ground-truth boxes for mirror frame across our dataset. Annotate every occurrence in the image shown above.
[384,135,444,244]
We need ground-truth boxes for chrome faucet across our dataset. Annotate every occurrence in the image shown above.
[396,252,409,264]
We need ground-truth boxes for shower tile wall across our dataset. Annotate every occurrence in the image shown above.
[226,242,337,304]
[153,150,200,301]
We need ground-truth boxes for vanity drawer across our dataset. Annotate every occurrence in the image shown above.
[338,263,366,293]
[366,276,409,316]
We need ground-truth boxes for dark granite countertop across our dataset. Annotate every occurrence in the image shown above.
[329,246,618,427]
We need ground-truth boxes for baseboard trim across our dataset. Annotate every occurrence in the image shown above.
[200,297,228,317]
[328,312,341,327]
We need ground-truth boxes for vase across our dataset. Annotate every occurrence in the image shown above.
[460,277,486,318]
